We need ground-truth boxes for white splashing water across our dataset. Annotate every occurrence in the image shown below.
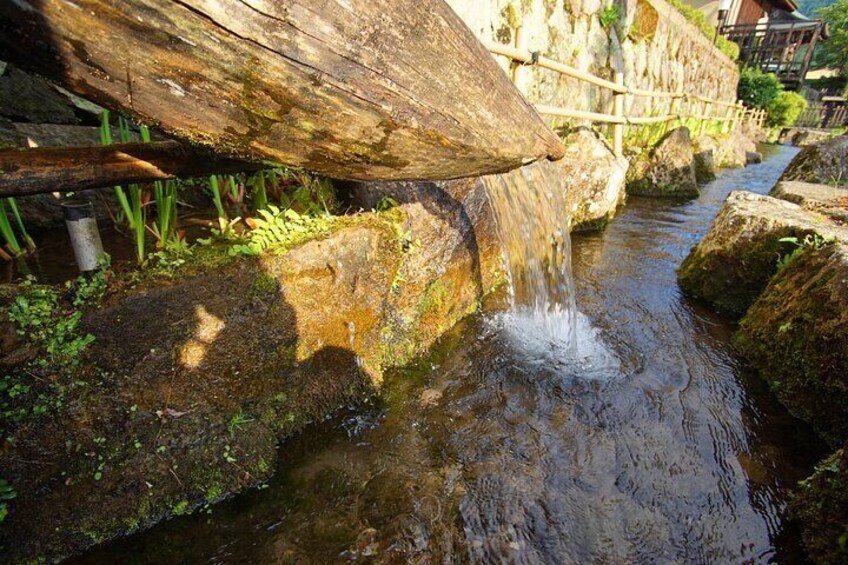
[483,162,578,355]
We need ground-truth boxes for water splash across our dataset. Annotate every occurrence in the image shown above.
[482,161,578,354]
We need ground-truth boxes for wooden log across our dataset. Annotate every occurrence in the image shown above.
[0,0,564,182]
[0,141,263,196]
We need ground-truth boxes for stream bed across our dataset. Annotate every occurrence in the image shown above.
[73,145,827,564]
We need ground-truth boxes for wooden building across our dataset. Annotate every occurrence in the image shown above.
[687,0,829,88]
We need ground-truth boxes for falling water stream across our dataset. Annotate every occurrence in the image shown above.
[74,145,826,564]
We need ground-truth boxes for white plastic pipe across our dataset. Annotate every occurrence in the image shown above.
[62,200,105,272]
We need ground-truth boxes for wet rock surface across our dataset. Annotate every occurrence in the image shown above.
[626,127,699,198]
[781,136,848,187]
[0,173,506,562]
[678,191,844,317]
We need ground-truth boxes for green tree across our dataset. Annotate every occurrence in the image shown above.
[816,0,848,75]
[738,67,783,108]
[766,91,808,126]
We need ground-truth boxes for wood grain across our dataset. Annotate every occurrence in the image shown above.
[0,0,564,181]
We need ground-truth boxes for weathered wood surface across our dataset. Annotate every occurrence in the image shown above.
[0,141,262,196]
[0,0,564,181]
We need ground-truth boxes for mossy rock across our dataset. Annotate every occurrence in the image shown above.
[792,446,848,564]
[626,127,699,199]
[781,136,848,187]
[735,244,848,445]
[678,191,843,318]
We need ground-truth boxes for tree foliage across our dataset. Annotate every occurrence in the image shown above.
[738,67,783,108]
[766,91,809,127]
[816,0,848,75]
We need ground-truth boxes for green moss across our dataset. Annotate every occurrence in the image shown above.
[416,279,449,317]
[678,232,803,318]
[251,271,279,297]
[171,500,189,515]
[735,245,848,443]
[792,447,848,564]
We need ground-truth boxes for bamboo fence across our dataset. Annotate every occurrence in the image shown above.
[485,36,766,157]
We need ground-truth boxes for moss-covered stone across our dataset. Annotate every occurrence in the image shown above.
[626,127,699,199]
[735,244,848,444]
[1,160,511,562]
[792,446,848,564]
[781,136,848,187]
[678,191,843,318]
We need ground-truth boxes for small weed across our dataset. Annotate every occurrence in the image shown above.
[775,234,834,272]
[227,410,254,436]
[599,4,622,30]
[375,195,399,212]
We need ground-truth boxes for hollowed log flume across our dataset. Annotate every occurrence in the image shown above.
[0,0,565,181]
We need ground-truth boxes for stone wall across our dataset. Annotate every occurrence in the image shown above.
[446,0,739,126]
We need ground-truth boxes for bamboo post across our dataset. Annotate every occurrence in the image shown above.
[612,72,624,158]
[512,26,526,85]
[699,100,711,136]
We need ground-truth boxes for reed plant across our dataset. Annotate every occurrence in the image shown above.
[100,111,134,230]
[139,126,180,248]
[209,175,228,231]
[0,200,22,259]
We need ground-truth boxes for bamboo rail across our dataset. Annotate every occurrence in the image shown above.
[486,34,755,157]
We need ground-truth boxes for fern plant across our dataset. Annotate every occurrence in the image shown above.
[229,205,333,256]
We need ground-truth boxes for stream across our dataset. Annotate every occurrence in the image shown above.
[73,145,826,564]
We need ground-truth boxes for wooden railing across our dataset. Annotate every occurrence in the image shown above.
[796,103,848,129]
[484,38,765,157]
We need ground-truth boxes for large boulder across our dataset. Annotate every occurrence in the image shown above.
[781,136,848,187]
[736,242,848,444]
[1,159,515,562]
[713,130,760,168]
[678,191,844,318]
[626,126,699,198]
[771,181,848,225]
[558,128,628,231]
[692,135,717,183]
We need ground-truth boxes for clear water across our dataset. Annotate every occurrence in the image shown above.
[483,161,578,358]
[73,145,826,564]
